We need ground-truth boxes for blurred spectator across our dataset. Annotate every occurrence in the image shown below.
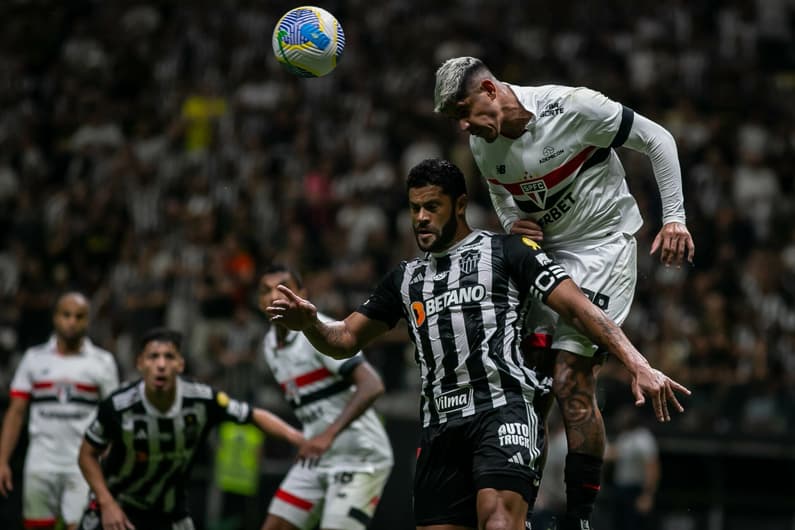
[605,406,661,530]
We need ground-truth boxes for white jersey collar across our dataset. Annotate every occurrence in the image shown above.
[429,230,482,259]
[47,335,95,357]
[505,83,538,130]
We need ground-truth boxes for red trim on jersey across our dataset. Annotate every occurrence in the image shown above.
[487,146,596,195]
[583,483,601,491]
[281,367,333,390]
[10,390,30,399]
[31,381,98,393]
[74,383,99,393]
[23,518,57,528]
[275,489,314,510]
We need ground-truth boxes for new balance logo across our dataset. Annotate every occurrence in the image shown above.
[508,452,525,465]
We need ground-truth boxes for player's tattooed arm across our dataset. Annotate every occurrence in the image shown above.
[266,285,390,359]
[545,279,691,422]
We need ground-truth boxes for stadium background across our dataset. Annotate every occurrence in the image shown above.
[0,0,793,528]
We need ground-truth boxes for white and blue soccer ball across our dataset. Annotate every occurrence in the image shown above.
[272,6,345,77]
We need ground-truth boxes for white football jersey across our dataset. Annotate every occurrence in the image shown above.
[262,317,393,472]
[10,337,119,472]
[472,84,645,251]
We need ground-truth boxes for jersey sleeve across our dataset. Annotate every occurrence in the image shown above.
[569,87,634,148]
[84,397,118,449]
[355,265,406,329]
[503,235,570,303]
[318,351,365,378]
[98,354,120,398]
[208,389,253,426]
[9,351,33,400]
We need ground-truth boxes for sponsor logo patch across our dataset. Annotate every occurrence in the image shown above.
[434,386,472,413]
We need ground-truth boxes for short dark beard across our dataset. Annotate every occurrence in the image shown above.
[61,335,84,353]
[426,213,458,252]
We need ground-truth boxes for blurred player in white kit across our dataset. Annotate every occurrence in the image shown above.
[258,265,393,530]
[0,292,119,530]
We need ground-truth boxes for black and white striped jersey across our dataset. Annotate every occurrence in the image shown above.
[84,378,252,519]
[357,230,569,428]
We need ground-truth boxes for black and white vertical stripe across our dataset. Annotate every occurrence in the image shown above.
[403,232,541,428]
[89,381,222,516]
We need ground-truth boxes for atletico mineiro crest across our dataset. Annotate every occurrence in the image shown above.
[460,250,481,275]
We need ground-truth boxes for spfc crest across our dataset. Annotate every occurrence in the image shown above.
[520,180,548,209]
[56,382,73,403]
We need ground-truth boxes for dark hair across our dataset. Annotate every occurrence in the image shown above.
[261,263,304,289]
[406,159,467,200]
[138,327,183,354]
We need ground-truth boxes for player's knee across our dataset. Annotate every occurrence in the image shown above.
[552,355,597,397]
[482,511,517,530]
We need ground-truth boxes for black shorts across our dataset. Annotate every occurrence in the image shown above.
[413,400,544,527]
[77,500,194,530]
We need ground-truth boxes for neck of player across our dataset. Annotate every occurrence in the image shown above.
[146,384,177,413]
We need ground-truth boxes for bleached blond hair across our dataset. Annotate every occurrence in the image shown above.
[433,56,493,113]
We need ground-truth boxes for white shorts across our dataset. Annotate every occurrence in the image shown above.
[268,462,391,530]
[23,469,90,526]
[524,232,637,357]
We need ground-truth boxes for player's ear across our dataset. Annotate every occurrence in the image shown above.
[176,355,185,374]
[456,194,468,217]
[480,79,497,98]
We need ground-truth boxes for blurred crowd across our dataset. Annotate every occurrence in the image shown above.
[0,0,793,438]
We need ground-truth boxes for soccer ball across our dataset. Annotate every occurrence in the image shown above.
[272,6,345,78]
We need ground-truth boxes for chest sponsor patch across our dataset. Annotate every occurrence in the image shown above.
[434,386,472,413]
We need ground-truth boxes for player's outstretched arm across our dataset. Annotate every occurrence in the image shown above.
[266,285,390,359]
[78,440,135,529]
[298,361,385,460]
[251,408,304,447]
[0,396,28,496]
[545,279,691,422]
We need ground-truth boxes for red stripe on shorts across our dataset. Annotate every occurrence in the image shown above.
[24,519,58,528]
[10,390,31,399]
[275,489,314,511]
[526,333,552,349]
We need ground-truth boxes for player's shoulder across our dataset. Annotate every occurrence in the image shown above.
[21,339,54,358]
[108,380,143,412]
[180,378,215,401]
[84,339,117,365]
[501,233,547,256]
[563,85,618,115]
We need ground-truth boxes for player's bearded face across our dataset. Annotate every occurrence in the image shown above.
[53,296,89,347]
[411,186,458,252]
